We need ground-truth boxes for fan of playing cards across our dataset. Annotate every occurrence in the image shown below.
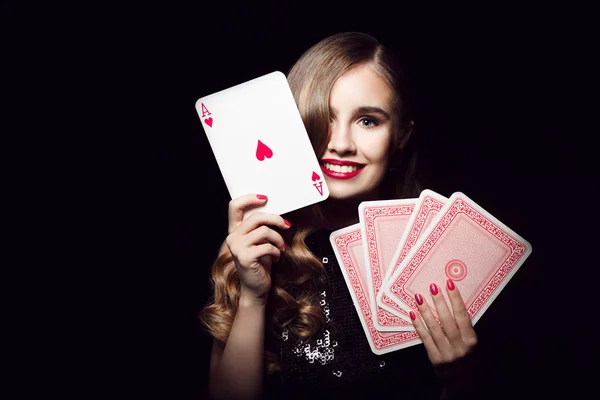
[329,189,532,355]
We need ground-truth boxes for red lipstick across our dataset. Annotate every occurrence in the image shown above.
[320,158,365,180]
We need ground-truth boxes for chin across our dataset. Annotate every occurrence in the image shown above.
[326,186,379,201]
[324,175,383,201]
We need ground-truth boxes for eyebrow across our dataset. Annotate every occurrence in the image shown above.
[330,106,391,119]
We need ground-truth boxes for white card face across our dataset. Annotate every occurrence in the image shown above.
[378,189,448,317]
[358,199,418,330]
[386,192,533,326]
[196,71,329,218]
[329,224,422,355]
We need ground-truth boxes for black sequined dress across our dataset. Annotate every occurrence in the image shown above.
[263,228,445,399]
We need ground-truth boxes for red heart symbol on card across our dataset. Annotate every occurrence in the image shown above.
[256,140,273,161]
[311,171,321,181]
[204,117,213,127]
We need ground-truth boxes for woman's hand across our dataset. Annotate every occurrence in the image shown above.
[225,194,291,303]
[410,279,478,381]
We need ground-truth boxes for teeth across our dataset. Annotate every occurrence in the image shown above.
[323,162,360,173]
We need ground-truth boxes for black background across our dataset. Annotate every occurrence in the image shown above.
[17,3,584,399]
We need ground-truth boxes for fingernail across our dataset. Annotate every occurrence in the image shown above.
[409,311,416,321]
[446,279,455,291]
[415,293,423,305]
[283,219,292,227]
[282,243,287,251]
[257,194,267,200]
[429,283,438,296]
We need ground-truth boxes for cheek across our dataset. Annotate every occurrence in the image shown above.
[362,135,392,165]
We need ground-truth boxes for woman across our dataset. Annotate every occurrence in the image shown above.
[199,32,478,399]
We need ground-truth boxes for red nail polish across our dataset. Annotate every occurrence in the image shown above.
[446,279,455,291]
[415,293,423,305]
[257,194,267,200]
[409,311,416,321]
[430,283,438,295]
[284,219,292,227]
[282,243,287,251]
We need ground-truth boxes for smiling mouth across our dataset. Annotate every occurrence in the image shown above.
[320,161,365,180]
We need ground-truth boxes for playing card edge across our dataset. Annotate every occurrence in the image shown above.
[359,199,419,328]
[195,71,286,106]
[357,205,384,336]
[470,247,532,326]
[379,189,450,316]
[329,226,421,354]
[375,290,413,322]
[376,190,447,320]
[452,192,533,252]
[329,226,380,355]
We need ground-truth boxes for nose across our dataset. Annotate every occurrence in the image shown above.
[327,122,356,156]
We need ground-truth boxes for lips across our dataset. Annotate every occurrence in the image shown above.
[320,158,365,180]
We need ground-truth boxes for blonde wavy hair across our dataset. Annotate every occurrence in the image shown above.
[199,32,419,374]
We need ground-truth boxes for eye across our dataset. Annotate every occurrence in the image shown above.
[358,116,380,128]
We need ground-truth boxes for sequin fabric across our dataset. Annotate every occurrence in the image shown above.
[277,256,334,366]
[265,229,423,395]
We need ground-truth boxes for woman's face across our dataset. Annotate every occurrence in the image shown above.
[320,63,395,200]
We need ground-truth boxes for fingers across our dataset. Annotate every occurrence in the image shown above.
[225,205,291,271]
[409,310,443,365]
[414,292,453,359]
[233,243,281,269]
[250,243,282,266]
[236,211,291,236]
[446,279,478,347]
[228,193,269,234]
[428,283,461,346]
[244,225,286,252]
[412,280,479,368]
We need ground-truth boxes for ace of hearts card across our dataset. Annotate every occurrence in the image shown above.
[196,71,329,218]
